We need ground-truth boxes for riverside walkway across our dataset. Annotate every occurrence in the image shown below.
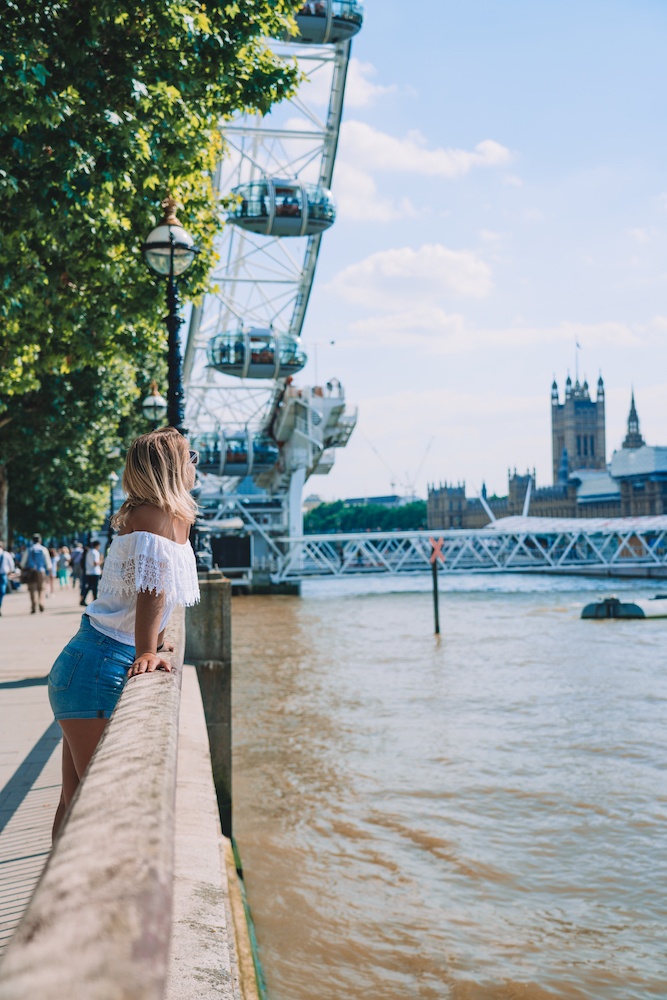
[0,585,251,999]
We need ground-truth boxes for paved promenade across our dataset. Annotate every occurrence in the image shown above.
[0,584,79,956]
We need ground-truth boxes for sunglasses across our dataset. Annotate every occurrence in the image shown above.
[189,450,199,466]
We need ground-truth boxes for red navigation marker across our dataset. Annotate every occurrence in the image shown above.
[429,537,445,564]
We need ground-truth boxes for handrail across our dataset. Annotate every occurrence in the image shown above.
[0,610,185,1000]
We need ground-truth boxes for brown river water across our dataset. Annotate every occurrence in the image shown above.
[231,576,667,1000]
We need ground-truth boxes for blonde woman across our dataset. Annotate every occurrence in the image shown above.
[47,428,200,840]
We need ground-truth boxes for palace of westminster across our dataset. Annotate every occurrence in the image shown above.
[427,375,667,529]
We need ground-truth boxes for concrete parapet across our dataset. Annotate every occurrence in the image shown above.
[0,611,185,1000]
[186,573,232,837]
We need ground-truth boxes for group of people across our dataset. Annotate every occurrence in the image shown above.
[0,535,104,615]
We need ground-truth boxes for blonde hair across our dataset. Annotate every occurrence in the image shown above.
[112,427,199,529]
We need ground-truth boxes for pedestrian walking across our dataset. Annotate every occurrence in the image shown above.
[57,546,71,587]
[80,540,102,605]
[47,427,200,839]
[48,547,58,596]
[20,534,52,613]
[70,541,84,590]
[0,541,16,616]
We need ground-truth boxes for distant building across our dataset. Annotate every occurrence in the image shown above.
[302,494,324,513]
[551,375,606,483]
[428,384,667,528]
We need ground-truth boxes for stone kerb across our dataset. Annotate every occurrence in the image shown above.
[0,610,185,1000]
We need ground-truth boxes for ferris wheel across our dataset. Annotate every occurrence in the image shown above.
[183,1,363,527]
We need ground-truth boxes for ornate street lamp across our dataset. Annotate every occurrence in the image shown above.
[141,381,168,430]
[142,196,198,435]
[107,471,119,552]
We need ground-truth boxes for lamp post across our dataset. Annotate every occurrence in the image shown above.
[107,471,119,553]
[142,196,198,436]
[141,381,168,430]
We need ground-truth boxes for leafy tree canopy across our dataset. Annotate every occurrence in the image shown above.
[305,501,428,535]
[0,0,300,537]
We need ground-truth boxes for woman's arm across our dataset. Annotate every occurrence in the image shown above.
[128,589,172,676]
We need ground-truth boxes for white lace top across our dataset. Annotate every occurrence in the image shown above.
[85,531,200,646]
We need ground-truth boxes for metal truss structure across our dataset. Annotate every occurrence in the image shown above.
[271,518,667,580]
[184,38,353,441]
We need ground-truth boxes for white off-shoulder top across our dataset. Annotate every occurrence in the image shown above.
[85,530,200,646]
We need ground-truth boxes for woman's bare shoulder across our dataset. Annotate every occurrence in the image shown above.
[120,505,189,543]
[119,505,173,539]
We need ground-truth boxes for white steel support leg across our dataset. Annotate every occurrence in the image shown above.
[288,466,306,540]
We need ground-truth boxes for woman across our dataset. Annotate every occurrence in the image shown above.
[57,546,70,588]
[47,428,200,840]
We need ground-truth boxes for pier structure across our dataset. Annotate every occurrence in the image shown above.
[184,0,362,566]
[270,515,667,580]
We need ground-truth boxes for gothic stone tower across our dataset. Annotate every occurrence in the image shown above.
[551,375,606,483]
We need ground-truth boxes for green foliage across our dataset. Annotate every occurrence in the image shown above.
[305,501,428,534]
[2,357,167,535]
[0,0,300,536]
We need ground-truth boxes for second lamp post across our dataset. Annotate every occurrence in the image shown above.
[142,197,198,436]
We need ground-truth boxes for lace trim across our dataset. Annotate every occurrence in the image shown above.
[99,534,200,606]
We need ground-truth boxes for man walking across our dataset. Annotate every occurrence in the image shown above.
[0,541,16,616]
[80,539,102,606]
[21,533,52,613]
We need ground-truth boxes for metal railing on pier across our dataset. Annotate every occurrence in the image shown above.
[272,515,667,581]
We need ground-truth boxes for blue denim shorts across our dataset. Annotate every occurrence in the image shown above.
[48,615,136,721]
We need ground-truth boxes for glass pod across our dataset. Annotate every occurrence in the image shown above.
[290,0,364,44]
[207,328,307,379]
[190,430,279,477]
[228,180,335,237]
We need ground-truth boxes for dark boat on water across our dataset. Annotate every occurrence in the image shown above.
[581,595,667,619]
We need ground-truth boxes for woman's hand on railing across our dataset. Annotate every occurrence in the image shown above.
[128,652,172,676]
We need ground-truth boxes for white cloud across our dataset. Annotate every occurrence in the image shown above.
[658,193,667,211]
[339,121,512,178]
[300,57,396,110]
[344,59,398,109]
[479,229,506,243]
[629,226,655,244]
[502,174,524,187]
[326,244,494,309]
[343,311,644,354]
[332,162,416,222]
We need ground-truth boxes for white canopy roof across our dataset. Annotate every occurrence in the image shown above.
[490,514,667,534]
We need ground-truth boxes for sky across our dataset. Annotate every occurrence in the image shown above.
[294,0,667,501]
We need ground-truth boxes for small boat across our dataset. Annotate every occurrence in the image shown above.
[581,595,667,619]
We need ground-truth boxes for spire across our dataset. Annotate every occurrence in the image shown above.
[622,389,645,450]
[551,377,559,404]
[597,373,604,399]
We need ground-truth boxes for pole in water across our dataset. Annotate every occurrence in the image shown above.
[429,537,444,635]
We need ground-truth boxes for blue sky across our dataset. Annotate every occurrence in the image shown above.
[297,0,667,500]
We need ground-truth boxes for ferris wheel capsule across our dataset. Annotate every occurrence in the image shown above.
[207,328,308,380]
[191,429,280,478]
[228,179,335,237]
[290,0,364,44]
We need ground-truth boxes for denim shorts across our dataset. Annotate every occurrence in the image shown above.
[48,615,136,721]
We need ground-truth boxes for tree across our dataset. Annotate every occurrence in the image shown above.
[305,501,428,534]
[0,0,301,538]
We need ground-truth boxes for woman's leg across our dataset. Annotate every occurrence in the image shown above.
[52,733,79,841]
[54,718,108,840]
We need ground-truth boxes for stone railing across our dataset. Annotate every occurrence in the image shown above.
[0,611,186,1000]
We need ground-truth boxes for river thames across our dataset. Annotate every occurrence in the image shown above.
[232,576,666,999]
